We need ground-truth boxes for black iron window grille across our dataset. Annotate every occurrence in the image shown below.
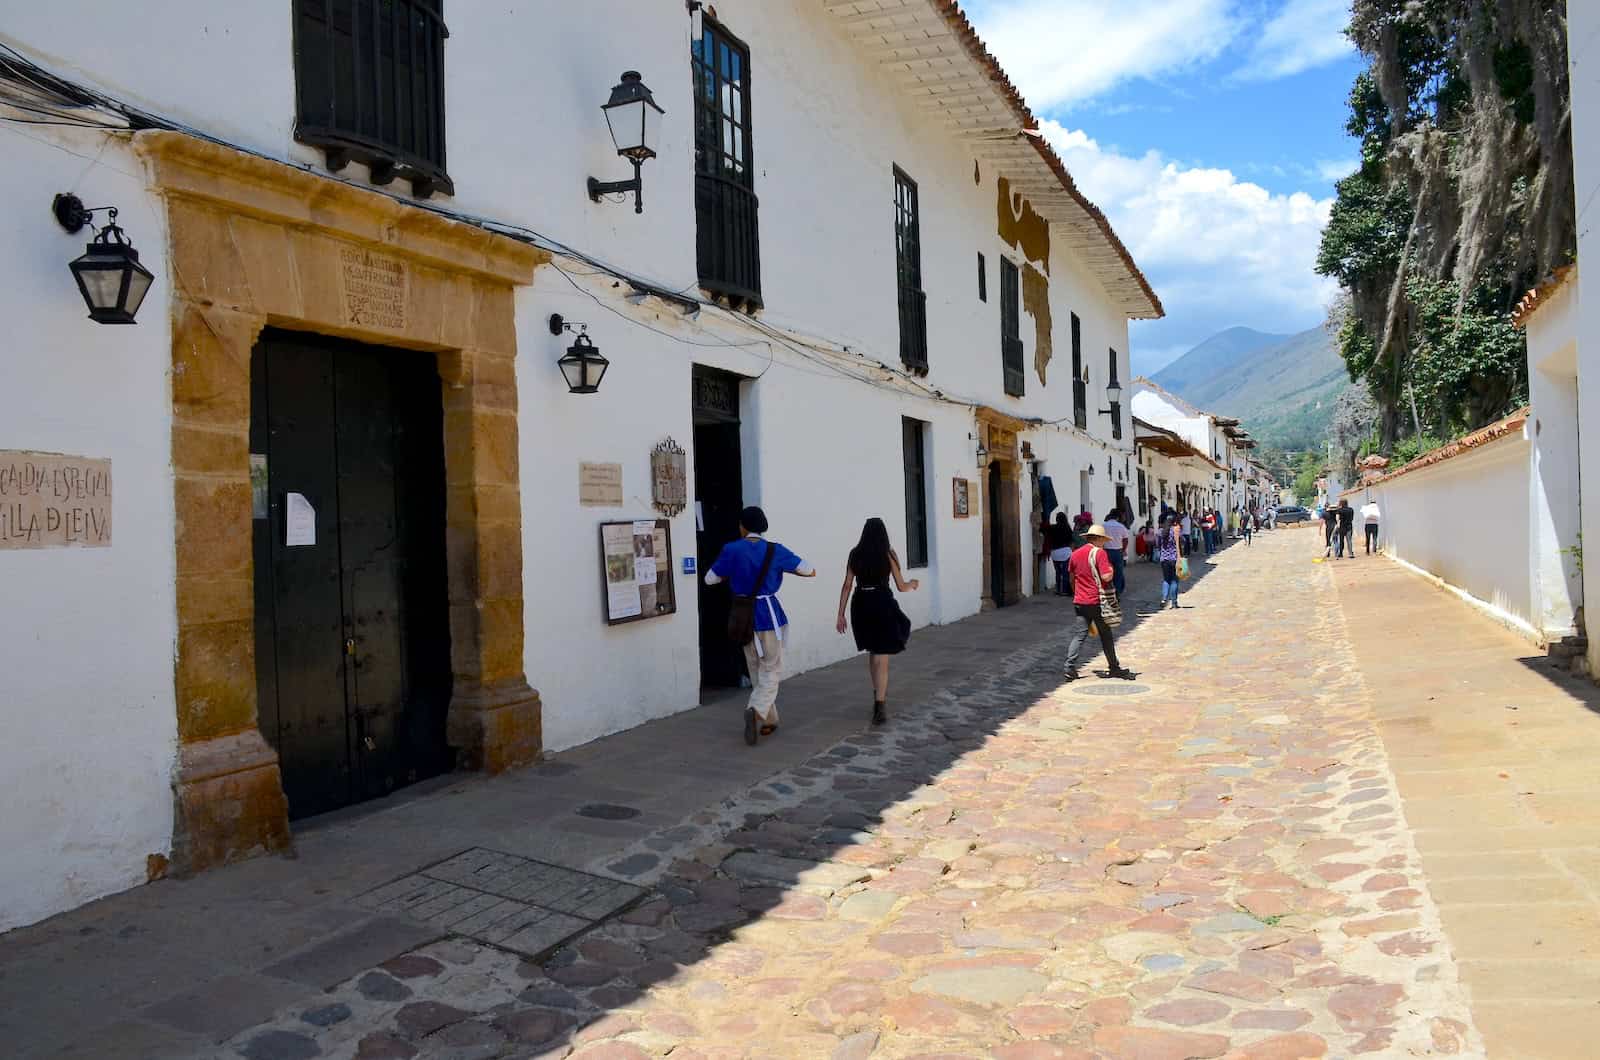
[293,0,452,198]
[692,18,761,310]
[1109,346,1122,440]
[894,168,928,375]
[977,252,987,301]
[902,417,929,568]
[1138,468,1148,515]
[1071,314,1087,429]
[1000,259,1024,397]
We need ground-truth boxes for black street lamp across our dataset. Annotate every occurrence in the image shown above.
[1099,379,1123,415]
[587,71,664,214]
[550,314,609,394]
[54,194,154,324]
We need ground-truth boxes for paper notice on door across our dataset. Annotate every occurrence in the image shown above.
[285,492,316,547]
[695,501,705,532]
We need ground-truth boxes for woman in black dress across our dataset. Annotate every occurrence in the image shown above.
[835,518,920,725]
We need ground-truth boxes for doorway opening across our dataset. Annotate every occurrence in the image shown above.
[250,330,452,820]
[692,366,746,689]
[1078,469,1091,518]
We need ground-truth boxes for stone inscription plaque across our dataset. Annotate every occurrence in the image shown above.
[579,462,624,507]
[0,451,112,549]
[340,246,407,330]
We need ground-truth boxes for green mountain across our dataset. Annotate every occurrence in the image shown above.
[1151,325,1349,450]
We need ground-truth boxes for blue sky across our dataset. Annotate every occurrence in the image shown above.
[961,0,1365,374]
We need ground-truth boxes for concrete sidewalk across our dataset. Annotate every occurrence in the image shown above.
[1334,551,1600,1058]
[0,538,1204,1058]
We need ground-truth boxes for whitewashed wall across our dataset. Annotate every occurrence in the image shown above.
[0,0,1149,916]
[1524,278,1583,637]
[1569,2,1600,673]
[1358,434,1538,638]
[0,127,178,931]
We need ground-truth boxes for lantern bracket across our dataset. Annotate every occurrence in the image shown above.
[548,313,589,337]
[587,161,645,213]
[53,194,121,237]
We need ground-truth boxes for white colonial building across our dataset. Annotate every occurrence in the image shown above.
[0,1,1159,928]
[1130,379,1260,522]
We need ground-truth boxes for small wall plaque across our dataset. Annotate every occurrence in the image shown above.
[953,477,970,519]
[651,437,687,518]
[579,462,624,507]
[0,451,112,549]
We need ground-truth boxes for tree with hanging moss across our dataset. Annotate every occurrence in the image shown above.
[1315,0,1571,451]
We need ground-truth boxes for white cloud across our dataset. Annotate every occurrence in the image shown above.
[1314,158,1358,182]
[968,0,1240,110]
[1238,0,1354,80]
[1039,121,1339,355]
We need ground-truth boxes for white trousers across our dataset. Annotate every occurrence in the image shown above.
[742,629,784,725]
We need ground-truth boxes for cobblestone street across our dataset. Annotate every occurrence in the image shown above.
[203,529,1494,1060]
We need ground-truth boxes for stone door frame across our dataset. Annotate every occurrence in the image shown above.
[138,131,548,874]
[977,409,1025,609]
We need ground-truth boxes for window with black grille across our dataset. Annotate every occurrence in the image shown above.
[293,0,451,198]
[1000,259,1023,397]
[977,252,987,301]
[1138,468,1148,515]
[902,417,929,568]
[894,168,928,375]
[692,18,761,310]
[1071,314,1087,429]
[1108,346,1122,440]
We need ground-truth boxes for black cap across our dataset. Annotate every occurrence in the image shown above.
[740,506,769,534]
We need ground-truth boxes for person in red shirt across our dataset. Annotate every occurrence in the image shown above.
[1063,524,1133,681]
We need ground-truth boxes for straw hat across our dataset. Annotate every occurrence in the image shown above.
[1084,523,1111,541]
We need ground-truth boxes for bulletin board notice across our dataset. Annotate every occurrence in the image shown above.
[599,518,676,626]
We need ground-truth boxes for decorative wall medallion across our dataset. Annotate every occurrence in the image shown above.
[651,437,687,517]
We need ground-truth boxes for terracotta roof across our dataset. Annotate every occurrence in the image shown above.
[1345,408,1530,494]
[1512,264,1577,328]
[827,1,1162,319]
[1133,418,1225,470]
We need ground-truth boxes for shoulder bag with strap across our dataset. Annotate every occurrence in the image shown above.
[727,542,777,646]
[1091,546,1124,627]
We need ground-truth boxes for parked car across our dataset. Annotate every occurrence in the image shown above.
[1275,505,1312,524]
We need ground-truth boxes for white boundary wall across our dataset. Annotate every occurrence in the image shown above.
[1358,432,1539,639]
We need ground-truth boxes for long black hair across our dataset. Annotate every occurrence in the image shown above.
[849,517,893,583]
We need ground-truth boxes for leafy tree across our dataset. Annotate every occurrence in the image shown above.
[1315,0,1572,451]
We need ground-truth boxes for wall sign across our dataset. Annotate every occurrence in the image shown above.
[600,518,677,625]
[0,451,112,549]
[952,477,970,518]
[651,437,687,518]
[340,246,408,330]
[579,462,624,507]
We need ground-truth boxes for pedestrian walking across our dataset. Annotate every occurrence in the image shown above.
[1048,511,1075,595]
[1202,508,1218,554]
[1242,509,1253,545]
[705,506,817,746]
[835,517,919,727]
[1180,510,1194,556]
[1336,498,1356,559]
[1158,513,1183,609]
[1322,503,1338,557]
[1101,507,1130,595]
[1361,496,1381,554]
[1063,524,1134,681]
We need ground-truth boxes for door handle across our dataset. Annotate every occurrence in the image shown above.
[345,637,356,656]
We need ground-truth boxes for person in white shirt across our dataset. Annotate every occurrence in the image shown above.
[1101,508,1131,594]
[1361,498,1381,554]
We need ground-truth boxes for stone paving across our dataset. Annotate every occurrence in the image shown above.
[218,532,1483,1059]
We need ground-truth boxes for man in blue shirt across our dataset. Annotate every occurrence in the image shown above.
[704,506,816,745]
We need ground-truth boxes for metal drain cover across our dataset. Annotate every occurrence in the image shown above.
[1072,682,1153,696]
[576,803,641,820]
[357,848,646,958]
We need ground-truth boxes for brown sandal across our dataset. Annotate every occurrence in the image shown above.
[759,724,778,736]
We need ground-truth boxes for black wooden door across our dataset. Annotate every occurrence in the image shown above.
[989,460,1006,606]
[251,330,450,819]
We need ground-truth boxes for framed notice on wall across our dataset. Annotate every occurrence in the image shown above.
[599,518,677,626]
[952,477,971,518]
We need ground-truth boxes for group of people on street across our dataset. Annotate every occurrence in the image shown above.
[706,489,1268,747]
[1321,497,1383,558]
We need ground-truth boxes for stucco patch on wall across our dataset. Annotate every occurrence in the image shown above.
[1023,263,1052,384]
[997,177,1050,275]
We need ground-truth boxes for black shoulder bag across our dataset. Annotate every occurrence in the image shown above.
[727,542,777,646]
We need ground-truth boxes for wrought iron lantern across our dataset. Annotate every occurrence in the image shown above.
[1104,379,1123,406]
[550,315,609,394]
[588,71,665,213]
[54,194,154,324]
